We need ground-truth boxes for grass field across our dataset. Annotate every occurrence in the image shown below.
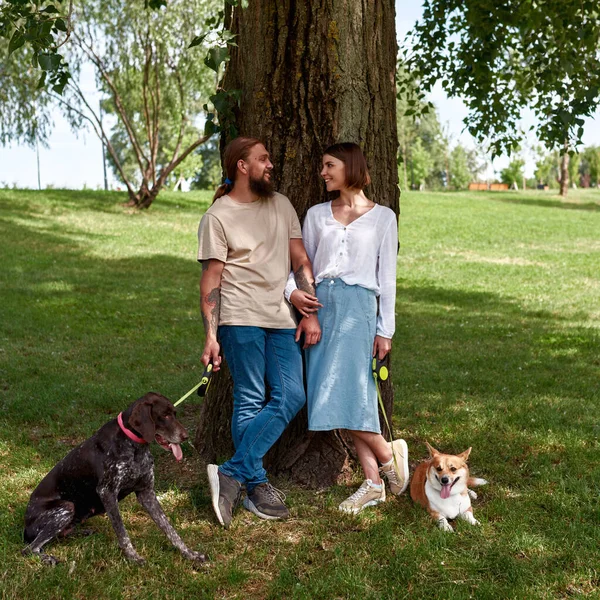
[0,187,599,599]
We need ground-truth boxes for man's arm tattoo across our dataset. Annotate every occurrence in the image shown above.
[294,265,316,295]
[201,287,221,336]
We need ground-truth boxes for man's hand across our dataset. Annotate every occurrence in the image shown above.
[372,335,391,360]
[290,290,322,318]
[201,338,222,371]
[295,314,321,349]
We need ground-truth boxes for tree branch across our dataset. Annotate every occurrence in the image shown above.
[166,56,187,165]
[73,31,149,177]
[156,133,211,189]
[51,90,137,199]
[141,26,155,182]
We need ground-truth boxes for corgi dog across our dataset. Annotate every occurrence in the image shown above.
[410,442,487,532]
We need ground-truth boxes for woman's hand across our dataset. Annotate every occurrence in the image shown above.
[290,290,323,318]
[372,335,391,360]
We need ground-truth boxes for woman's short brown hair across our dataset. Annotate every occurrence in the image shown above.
[323,142,371,190]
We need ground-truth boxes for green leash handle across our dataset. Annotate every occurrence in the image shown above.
[174,362,214,407]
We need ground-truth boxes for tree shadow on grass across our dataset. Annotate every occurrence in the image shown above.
[0,188,212,216]
[483,191,600,212]
[394,281,599,449]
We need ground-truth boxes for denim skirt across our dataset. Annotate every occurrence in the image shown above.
[305,278,380,433]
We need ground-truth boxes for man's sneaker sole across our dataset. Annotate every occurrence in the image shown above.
[338,497,385,515]
[207,464,225,527]
[391,438,410,494]
[243,496,286,520]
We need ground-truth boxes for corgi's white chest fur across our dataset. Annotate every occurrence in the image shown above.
[425,480,472,519]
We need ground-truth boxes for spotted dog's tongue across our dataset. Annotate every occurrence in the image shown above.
[169,443,183,462]
[441,483,452,499]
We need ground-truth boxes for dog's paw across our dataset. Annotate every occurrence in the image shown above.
[125,551,146,565]
[467,489,478,500]
[437,518,454,532]
[40,553,60,566]
[184,550,208,563]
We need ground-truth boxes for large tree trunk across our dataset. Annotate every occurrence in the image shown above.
[195,0,399,488]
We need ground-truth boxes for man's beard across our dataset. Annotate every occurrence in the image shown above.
[249,171,275,198]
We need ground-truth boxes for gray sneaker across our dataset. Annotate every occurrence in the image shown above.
[207,464,242,529]
[243,483,289,520]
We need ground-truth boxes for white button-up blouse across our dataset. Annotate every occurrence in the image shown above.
[285,201,398,338]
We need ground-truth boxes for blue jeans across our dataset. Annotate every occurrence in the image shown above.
[218,326,306,491]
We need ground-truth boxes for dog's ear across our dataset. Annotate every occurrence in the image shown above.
[129,400,156,443]
[425,441,439,457]
[457,447,472,462]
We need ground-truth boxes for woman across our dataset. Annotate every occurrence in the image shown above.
[285,142,409,514]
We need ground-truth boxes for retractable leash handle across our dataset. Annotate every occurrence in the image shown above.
[173,361,215,408]
[372,357,389,382]
[196,361,214,397]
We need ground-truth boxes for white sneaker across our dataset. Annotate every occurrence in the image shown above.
[380,439,409,495]
[338,479,386,514]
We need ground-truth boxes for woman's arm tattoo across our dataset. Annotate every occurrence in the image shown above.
[202,287,221,336]
[294,265,316,295]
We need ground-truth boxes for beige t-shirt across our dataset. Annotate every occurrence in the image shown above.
[197,192,302,329]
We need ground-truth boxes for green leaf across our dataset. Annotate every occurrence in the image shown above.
[204,46,228,72]
[54,18,67,32]
[38,52,62,71]
[210,91,229,114]
[8,31,25,55]
[42,5,59,13]
[189,33,208,48]
[204,119,216,136]
[36,72,47,89]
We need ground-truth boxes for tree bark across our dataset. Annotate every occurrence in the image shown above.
[195,0,399,488]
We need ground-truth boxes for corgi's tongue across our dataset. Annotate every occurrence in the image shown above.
[441,483,452,499]
[169,443,183,462]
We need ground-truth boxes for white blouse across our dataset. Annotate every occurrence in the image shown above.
[285,201,398,338]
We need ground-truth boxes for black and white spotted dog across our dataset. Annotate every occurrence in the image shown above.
[23,392,205,565]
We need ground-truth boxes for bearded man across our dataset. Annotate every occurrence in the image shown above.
[197,137,321,528]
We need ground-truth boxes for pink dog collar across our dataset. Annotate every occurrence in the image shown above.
[117,412,147,444]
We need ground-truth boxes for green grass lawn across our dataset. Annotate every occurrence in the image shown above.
[0,187,599,599]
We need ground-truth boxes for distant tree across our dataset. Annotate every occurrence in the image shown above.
[57,0,230,207]
[190,138,221,190]
[397,92,448,190]
[2,0,235,207]
[501,158,525,189]
[534,150,560,189]
[567,152,581,188]
[411,137,434,190]
[580,146,600,188]
[449,145,474,190]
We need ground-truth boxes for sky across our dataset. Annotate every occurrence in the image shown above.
[1,1,600,188]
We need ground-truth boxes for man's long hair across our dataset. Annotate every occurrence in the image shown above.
[213,137,264,201]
